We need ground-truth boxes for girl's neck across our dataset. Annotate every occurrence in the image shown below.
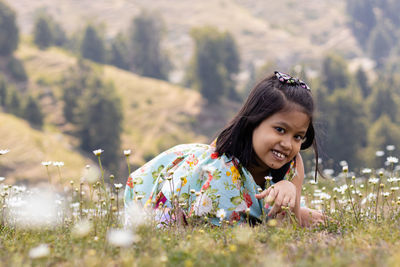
[247,164,270,187]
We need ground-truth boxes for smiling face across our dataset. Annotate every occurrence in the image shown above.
[251,107,310,171]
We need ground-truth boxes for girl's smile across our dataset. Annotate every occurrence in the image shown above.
[251,108,310,172]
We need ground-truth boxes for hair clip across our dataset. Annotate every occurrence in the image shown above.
[274,71,311,91]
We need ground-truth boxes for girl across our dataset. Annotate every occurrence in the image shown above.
[124,71,324,227]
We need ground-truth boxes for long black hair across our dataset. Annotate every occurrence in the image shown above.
[215,72,319,182]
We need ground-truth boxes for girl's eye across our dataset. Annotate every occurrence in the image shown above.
[294,135,305,142]
[275,127,285,134]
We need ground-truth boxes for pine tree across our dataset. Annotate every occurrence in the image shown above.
[0,76,7,107]
[355,67,371,98]
[0,1,19,56]
[321,53,349,93]
[188,26,240,103]
[33,15,53,49]
[6,87,22,117]
[62,60,93,123]
[81,24,105,63]
[76,78,123,170]
[368,24,392,68]
[129,12,170,79]
[23,95,44,127]
[109,33,130,70]
[323,89,366,170]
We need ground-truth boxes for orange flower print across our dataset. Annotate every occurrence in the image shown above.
[186,154,199,167]
[230,166,240,184]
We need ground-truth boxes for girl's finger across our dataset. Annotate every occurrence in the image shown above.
[255,186,272,199]
[288,197,295,210]
[264,188,277,203]
[282,195,290,208]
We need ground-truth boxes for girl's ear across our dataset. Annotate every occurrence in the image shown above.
[301,123,314,150]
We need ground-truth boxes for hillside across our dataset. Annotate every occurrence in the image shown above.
[6,0,362,82]
[0,112,91,184]
[7,43,239,183]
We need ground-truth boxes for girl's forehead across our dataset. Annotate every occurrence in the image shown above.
[264,109,310,130]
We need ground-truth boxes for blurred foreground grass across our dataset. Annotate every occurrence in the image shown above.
[1,151,400,266]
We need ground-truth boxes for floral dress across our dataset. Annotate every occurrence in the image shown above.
[124,143,297,225]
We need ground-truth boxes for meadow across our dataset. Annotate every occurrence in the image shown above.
[1,148,400,267]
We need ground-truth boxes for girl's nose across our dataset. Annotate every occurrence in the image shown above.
[280,137,292,150]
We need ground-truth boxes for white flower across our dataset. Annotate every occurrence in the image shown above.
[29,244,50,259]
[0,149,10,155]
[114,183,123,189]
[376,151,385,157]
[83,166,100,184]
[361,168,372,174]
[386,156,399,164]
[41,161,52,166]
[339,160,348,167]
[342,165,348,172]
[216,209,226,221]
[53,161,64,167]
[264,176,273,181]
[0,177,5,182]
[382,192,390,197]
[333,184,348,194]
[386,145,395,151]
[124,150,131,156]
[368,178,379,184]
[93,149,104,156]
[107,228,137,248]
[7,189,62,229]
[323,169,334,176]
[72,219,92,238]
[390,187,399,191]
[193,193,213,216]
[125,201,151,227]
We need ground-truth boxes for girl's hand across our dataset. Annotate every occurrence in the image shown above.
[299,207,325,227]
[255,180,296,217]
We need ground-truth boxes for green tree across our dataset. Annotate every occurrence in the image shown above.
[364,115,400,167]
[33,14,53,49]
[76,78,123,170]
[81,24,105,63]
[0,1,19,56]
[346,0,376,47]
[0,76,7,106]
[23,95,44,127]
[355,67,371,98]
[62,60,93,123]
[189,26,240,103]
[323,89,366,170]
[367,82,399,123]
[129,12,170,79]
[108,33,130,70]
[6,86,22,117]
[368,24,392,68]
[321,54,349,93]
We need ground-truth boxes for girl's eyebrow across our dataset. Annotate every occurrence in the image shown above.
[275,121,307,135]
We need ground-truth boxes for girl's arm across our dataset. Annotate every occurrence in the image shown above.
[291,153,305,225]
[255,153,304,224]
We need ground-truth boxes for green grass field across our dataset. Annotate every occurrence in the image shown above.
[1,150,400,267]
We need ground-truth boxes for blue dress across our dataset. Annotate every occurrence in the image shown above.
[124,143,297,225]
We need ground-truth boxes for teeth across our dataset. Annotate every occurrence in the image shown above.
[272,150,286,159]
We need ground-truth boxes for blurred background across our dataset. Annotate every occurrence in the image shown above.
[0,0,398,184]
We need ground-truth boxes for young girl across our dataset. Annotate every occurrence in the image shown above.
[124,71,324,227]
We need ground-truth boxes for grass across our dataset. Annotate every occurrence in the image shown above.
[1,150,400,266]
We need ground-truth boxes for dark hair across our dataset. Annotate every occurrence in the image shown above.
[216,72,319,181]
